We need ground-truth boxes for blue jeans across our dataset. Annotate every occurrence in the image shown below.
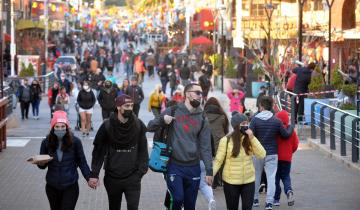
[254,155,278,204]
[160,77,168,94]
[32,99,40,117]
[274,160,292,201]
[126,63,133,78]
[166,163,201,210]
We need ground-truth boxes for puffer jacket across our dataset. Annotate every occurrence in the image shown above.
[39,136,91,190]
[148,91,166,111]
[213,135,266,185]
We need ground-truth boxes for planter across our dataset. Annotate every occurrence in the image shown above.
[251,81,268,97]
[223,78,238,93]
[304,98,330,124]
[334,110,357,141]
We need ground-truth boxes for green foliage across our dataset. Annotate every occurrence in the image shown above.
[19,63,35,77]
[308,66,325,96]
[339,103,357,110]
[331,67,344,90]
[342,84,357,98]
[210,54,222,70]
[252,58,265,77]
[224,57,237,78]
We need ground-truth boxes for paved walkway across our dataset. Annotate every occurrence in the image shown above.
[2,71,360,210]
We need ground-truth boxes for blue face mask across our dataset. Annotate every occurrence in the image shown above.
[54,129,66,139]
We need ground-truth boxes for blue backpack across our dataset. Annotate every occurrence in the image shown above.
[148,106,177,173]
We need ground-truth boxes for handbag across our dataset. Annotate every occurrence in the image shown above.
[149,105,177,173]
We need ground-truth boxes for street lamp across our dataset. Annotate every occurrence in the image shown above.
[217,4,226,93]
[298,0,306,62]
[10,0,15,76]
[325,0,335,85]
[44,0,49,74]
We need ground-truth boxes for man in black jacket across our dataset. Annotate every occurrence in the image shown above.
[89,94,148,210]
[125,76,144,117]
[98,80,118,120]
[292,62,315,122]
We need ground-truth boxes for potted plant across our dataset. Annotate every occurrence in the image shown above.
[223,56,238,93]
[251,58,268,97]
[19,63,36,77]
[304,66,331,124]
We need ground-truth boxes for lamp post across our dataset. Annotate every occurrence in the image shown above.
[298,0,306,62]
[217,4,226,93]
[10,0,15,76]
[0,0,3,97]
[44,0,49,74]
[325,0,334,85]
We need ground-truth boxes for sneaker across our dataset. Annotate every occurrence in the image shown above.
[82,132,86,137]
[273,200,280,206]
[287,191,294,206]
[259,183,266,194]
[265,203,273,210]
[253,199,259,207]
[208,199,216,210]
[86,132,90,136]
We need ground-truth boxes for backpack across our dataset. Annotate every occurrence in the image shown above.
[148,105,207,173]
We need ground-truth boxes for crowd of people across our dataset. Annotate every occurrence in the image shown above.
[14,29,306,210]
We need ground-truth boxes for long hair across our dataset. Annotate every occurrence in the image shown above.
[204,97,229,134]
[47,127,73,154]
[230,125,251,157]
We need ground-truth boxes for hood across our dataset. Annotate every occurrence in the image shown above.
[276,110,289,127]
[204,104,222,114]
[255,110,273,121]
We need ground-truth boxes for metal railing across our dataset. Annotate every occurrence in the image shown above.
[310,101,360,163]
[6,72,55,95]
[276,90,297,125]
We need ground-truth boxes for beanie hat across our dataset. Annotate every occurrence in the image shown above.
[51,111,70,128]
[231,111,248,128]
[116,94,133,107]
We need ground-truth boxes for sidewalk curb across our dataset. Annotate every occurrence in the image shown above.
[307,138,360,173]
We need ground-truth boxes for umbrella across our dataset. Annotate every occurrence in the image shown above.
[191,36,213,45]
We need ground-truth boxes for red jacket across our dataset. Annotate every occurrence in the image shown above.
[286,74,297,92]
[276,111,299,162]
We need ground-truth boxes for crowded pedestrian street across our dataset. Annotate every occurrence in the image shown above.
[1,1,360,210]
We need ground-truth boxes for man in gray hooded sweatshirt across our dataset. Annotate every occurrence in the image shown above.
[148,83,213,210]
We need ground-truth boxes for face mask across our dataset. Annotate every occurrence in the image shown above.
[105,84,112,88]
[240,126,249,134]
[122,110,133,118]
[190,98,201,108]
[83,85,89,90]
[54,129,66,139]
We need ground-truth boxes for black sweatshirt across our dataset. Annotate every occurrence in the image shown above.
[90,115,149,179]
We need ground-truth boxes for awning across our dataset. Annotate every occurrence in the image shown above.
[191,36,213,45]
[16,19,46,30]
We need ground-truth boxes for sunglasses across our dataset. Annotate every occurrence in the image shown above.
[187,90,203,96]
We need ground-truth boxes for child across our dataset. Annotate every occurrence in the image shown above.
[227,88,245,113]
[274,110,299,207]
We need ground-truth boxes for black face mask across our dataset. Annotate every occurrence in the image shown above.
[190,99,201,108]
[240,126,249,134]
[122,110,133,118]
[105,84,112,89]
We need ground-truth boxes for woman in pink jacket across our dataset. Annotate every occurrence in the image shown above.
[227,88,245,113]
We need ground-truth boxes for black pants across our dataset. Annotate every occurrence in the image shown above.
[20,101,30,119]
[294,95,306,123]
[133,104,140,117]
[148,66,154,77]
[223,181,255,210]
[102,109,113,120]
[45,183,79,210]
[104,175,141,210]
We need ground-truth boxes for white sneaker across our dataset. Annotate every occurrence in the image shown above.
[208,199,216,210]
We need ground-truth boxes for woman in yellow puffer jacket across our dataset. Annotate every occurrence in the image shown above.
[213,111,266,210]
[148,84,166,118]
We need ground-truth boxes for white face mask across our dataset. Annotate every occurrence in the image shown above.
[83,85,89,90]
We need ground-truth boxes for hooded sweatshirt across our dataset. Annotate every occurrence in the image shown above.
[276,111,299,162]
[147,103,213,176]
[250,110,294,155]
[90,113,148,179]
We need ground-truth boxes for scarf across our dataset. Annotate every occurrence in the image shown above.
[106,112,140,149]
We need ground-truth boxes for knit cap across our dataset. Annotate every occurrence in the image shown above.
[50,111,70,128]
[231,111,248,128]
